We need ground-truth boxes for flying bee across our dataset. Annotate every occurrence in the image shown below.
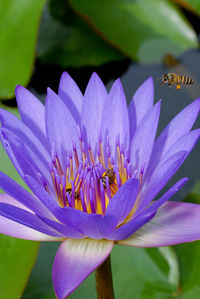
[101,168,116,188]
[161,73,194,90]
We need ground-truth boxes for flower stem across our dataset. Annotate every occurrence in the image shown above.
[95,255,115,299]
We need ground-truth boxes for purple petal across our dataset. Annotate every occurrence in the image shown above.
[105,178,139,224]
[0,202,63,238]
[0,194,60,241]
[128,77,154,140]
[160,129,200,162]
[15,85,46,146]
[101,78,130,154]
[25,175,102,238]
[38,215,84,239]
[146,97,200,176]
[58,72,83,123]
[58,207,104,239]
[53,238,114,298]
[130,101,160,173]
[0,108,50,159]
[0,171,52,218]
[45,88,79,169]
[0,128,50,184]
[137,151,187,215]
[145,177,188,213]
[81,72,107,154]
[107,210,156,240]
[118,201,200,247]
[24,175,60,213]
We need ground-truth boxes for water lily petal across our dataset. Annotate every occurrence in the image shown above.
[81,72,107,154]
[25,175,102,238]
[137,151,187,214]
[129,77,154,140]
[52,238,114,299]
[105,178,139,224]
[45,88,79,169]
[0,194,63,241]
[0,108,50,159]
[0,202,63,238]
[145,177,188,213]
[118,201,200,247]
[58,72,83,123]
[101,78,130,154]
[58,207,104,239]
[161,129,200,161]
[130,101,160,173]
[15,85,46,146]
[0,128,50,184]
[107,210,156,241]
[38,215,84,239]
[147,97,200,176]
[0,171,52,218]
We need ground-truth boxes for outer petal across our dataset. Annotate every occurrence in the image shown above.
[118,201,200,247]
[0,194,60,241]
[15,85,46,146]
[136,151,187,215]
[146,177,188,213]
[146,98,200,176]
[25,175,102,239]
[0,171,52,218]
[45,88,79,169]
[105,178,139,225]
[52,238,114,299]
[128,77,154,140]
[0,202,64,238]
[130,101,160,173]
[0,128,50,184]
[108,211,156,241]
[101,78,130,155]
[81,72,107,154]
[160,129,200,162]
[0,108,50,159]
[58,71,83,123]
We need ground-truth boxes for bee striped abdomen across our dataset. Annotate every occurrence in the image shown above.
[179,76,194,85]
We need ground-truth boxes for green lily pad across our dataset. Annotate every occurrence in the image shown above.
[174,180,200,298]
[0,0,46,99]
[37,0,123,68]
[174,0,200,15]
[0,236,39,299]
[69,0,198,64]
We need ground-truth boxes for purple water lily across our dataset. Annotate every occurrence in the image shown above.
[1,72,200,298]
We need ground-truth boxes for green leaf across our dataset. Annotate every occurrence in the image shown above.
[175,241,200,298]
[0,235,39,299]
[0,0,46,99]
[69,0,198,64]
[173,0,200,15]
[37,1,123,68]
[22,242,179,299]
[173,181,200,298]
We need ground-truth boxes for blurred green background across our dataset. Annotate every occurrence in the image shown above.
[1,0,200,298]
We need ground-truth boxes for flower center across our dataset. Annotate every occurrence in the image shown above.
[44,131,141,215]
